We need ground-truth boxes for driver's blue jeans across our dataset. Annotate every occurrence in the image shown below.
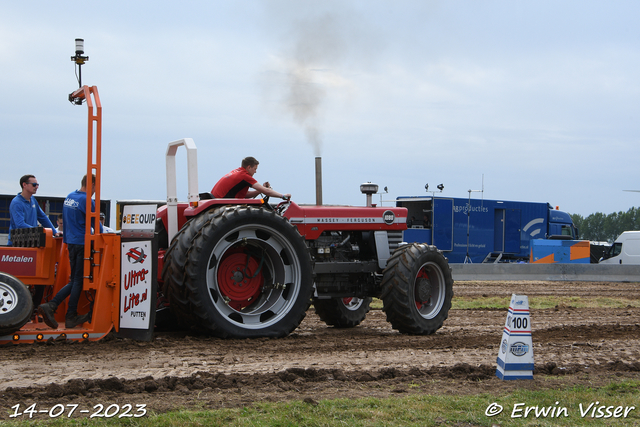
[52,244,84,315]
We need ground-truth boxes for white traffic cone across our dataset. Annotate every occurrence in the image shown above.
[496,294,534,380]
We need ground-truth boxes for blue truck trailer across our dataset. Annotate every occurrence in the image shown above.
[396,196,578,263]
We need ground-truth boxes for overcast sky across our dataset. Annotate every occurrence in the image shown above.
[1,1,638,217]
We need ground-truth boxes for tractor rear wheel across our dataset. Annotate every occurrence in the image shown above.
[163,206,313,338]
[0,272,33,336]
[314,296,372,328]
[380,243,453,335]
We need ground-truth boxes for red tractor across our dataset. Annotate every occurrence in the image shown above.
[156,139,454,338]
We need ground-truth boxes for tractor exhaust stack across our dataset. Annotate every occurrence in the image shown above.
[315,157,323,206]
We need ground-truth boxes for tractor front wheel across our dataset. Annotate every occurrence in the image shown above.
[380,244,453,335]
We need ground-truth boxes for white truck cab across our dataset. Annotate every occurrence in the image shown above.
[599,231,640,265]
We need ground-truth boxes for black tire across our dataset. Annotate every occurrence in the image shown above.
[0,272,34,336]
[380,243,453,335]
[163,206,313,338]
[314,297,372,328]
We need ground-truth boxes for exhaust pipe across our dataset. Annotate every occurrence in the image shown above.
[315,157,323,206]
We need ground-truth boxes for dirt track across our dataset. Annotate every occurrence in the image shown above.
[2,280,640,419]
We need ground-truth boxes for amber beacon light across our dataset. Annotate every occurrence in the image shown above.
[69,38,90,104]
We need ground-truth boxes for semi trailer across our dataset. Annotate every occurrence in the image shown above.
[397,196,578,263]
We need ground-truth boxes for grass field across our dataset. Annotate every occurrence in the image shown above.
[6,380,640,426]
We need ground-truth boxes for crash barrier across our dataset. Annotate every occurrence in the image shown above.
[496,294,534,380]
[451,263,640,282]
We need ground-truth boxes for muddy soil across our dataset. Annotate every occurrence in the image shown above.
[2,281,640,420]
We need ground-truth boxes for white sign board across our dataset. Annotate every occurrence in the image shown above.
[121,204,157,238]
[120,241,152,329]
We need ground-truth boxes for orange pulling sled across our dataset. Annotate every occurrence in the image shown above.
[0,85,122,344]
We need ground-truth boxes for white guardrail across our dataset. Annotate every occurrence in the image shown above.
[450,263,640,282]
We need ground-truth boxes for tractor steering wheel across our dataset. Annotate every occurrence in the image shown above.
[275,197,292,216]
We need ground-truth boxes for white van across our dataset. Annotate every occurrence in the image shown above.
[599,231,640,265]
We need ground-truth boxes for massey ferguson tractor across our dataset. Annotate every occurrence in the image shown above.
[0,45,453,343]
[155,138,454,339]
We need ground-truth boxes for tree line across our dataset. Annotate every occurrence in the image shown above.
[570,206,640,243]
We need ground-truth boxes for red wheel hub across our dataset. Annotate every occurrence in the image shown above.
[415,269,431,309]
[217,249,264,310]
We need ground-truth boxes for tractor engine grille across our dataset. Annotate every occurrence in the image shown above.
[387,230,403,254]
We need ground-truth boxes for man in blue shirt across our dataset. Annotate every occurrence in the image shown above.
[8,175,59,245]
[38,174,102,329]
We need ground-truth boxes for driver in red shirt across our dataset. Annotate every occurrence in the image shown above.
[212,156,291,200]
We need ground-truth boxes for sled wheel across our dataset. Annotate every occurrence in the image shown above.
[380,243,453,335]
[163,206,313,338]
[314,296,372,328]
[0,272,34,336]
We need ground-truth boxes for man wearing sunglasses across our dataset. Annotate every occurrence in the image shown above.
[8,174,59,246]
